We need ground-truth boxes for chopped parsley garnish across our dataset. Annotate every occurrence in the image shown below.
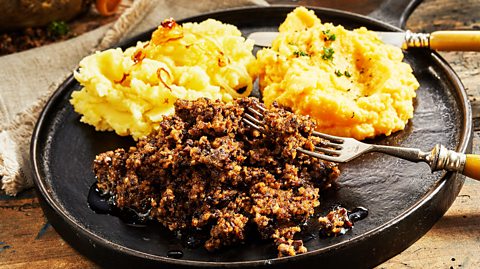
[293,50,310,57]
[321,47,334,60]
[335,70,352,77]
[322,29,336,41]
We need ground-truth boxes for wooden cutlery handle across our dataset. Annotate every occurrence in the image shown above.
[464,154,480,180]
[430,31,480,51]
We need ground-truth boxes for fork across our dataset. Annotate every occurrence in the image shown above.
[242,106,480,180]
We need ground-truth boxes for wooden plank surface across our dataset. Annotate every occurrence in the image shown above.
[1,0,479,268]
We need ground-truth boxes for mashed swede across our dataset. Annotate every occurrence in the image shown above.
[257,7,419,140]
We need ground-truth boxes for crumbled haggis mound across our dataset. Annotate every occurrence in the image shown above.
[93,97,340,256]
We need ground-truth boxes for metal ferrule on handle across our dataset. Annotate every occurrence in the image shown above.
[429,144,466,173]
[404,30,430,49]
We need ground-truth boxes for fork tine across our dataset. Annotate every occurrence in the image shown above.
[244,112,263,125]
[247,106,264,118]
[243,104,349,163]
[323,141,343,149]
[248,105,343,143]
[251,103,267,113]
[296,148,344,163]
[242,118,265,132]
[311,131,344,143]
[248,103,343,144]
[314,146,340,156]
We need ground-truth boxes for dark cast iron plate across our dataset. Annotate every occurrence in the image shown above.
[31,6,472,269]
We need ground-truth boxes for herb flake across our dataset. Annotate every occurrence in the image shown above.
[322,29,336,41]
[293,50,310,57]
[321,47,334,60]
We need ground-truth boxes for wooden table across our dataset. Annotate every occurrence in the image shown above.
[1,0,479,268]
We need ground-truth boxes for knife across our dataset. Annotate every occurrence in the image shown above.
[248,30,480,51]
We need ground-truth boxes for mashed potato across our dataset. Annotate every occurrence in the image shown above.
[71,18,257,140]
[257,7,419,140]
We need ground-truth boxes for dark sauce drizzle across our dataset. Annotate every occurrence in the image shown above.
[88,183,149,226]
[348,206,369,222]
[87,183,113,214]
[88,183,199,259]
[89,183,369,257]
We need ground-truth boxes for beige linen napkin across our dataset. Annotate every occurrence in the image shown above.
[0,0,269,195]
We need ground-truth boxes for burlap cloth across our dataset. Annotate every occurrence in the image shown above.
[0,0,269,195]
